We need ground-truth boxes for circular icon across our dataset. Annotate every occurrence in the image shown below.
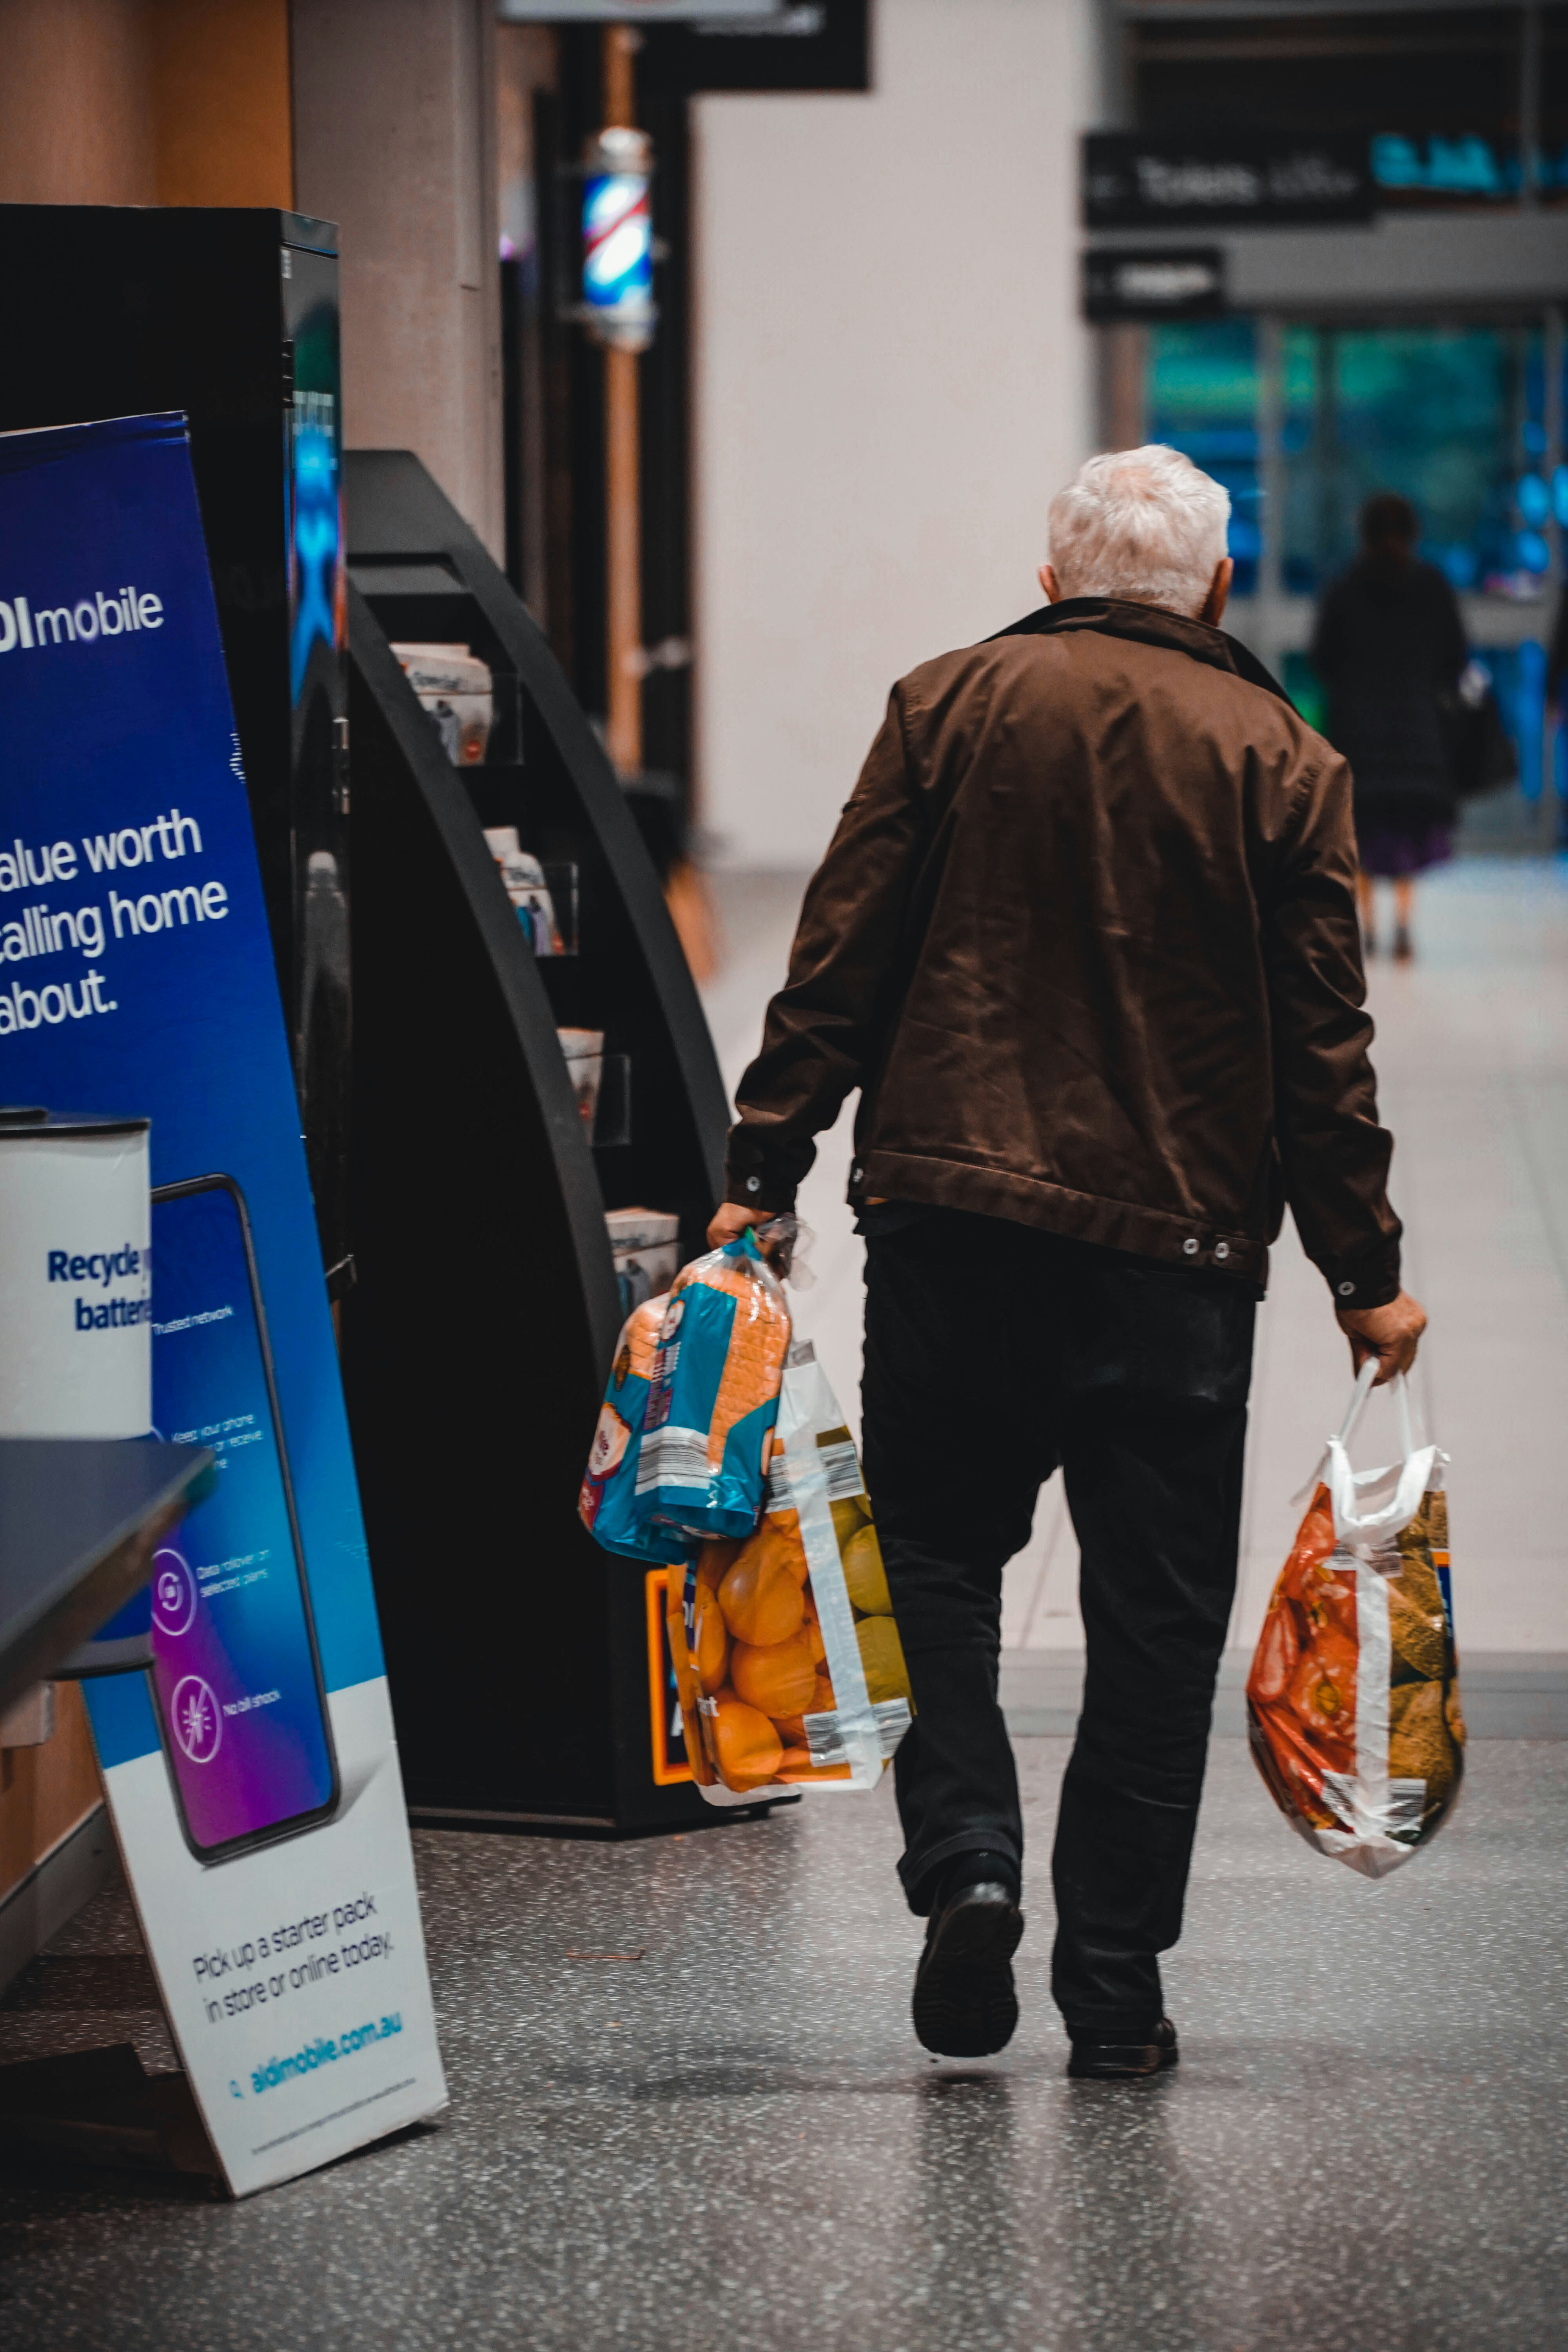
[170,1675,221,1765]
[150,1545,198,1639]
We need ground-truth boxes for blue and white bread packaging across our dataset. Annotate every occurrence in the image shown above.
[0,1105,151,1436]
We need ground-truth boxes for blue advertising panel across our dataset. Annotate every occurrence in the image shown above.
[0,414,445,2194]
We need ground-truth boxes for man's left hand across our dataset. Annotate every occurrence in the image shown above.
[1336,1289,1428,1385]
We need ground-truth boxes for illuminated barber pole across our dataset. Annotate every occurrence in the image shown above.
[582,129,656,354]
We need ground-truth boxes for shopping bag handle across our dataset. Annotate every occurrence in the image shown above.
[1334,1357,1379,1446]
[1334,1360,1415,1455]
[1328,1367,1433,1542]
[1292,1366,1425,1512]
[1335,1364,1420,1449]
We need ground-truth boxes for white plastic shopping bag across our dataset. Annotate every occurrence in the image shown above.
[1247,1363,1464,1879]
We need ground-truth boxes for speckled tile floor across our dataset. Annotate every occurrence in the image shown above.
[0,1737,1564,2350]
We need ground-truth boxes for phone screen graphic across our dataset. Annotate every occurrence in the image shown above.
[148,1178,338,1860]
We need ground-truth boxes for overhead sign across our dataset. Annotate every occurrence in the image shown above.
[1370,131,1560,201]
[1083,131,1373,230]
[644,0,868,91]
[0,413,446,2197]
[497,2,783,19]
[1083,245,1226,323]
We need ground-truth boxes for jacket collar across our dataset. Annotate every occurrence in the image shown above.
[991,597,1296,711]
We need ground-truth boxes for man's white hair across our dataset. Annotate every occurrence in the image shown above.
[1047,444,1231,617]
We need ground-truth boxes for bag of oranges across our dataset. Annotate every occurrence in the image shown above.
[636,1229,793,1543]
[579,1294,697,1566]
[666,1343,913,1804]
[1247,1364,1464,1879]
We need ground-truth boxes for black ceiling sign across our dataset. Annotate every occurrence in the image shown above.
[1083,246,1226,323]
[640,0,868,93]
[1083,132,1373,230]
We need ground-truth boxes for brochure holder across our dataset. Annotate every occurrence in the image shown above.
[342,453,753,1834]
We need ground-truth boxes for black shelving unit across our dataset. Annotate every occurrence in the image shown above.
[343,451,739,1834]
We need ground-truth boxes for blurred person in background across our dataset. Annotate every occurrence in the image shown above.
[1311,492,1467,961]
[710,446,1426,2080]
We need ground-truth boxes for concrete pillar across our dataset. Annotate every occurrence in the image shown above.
[292,0,504,560]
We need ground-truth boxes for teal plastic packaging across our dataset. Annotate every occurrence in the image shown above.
[635,1232,792,1542]
[579,1294,695,1565]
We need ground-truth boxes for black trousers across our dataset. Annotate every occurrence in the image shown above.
[860,1209,1255,2039]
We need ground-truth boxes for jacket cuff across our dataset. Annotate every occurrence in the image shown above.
[1324,1241,1401,1313]
[724,1131,799,1216]
[724,1174,798,1213]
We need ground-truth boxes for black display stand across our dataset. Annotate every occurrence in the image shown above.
[343,452,751,1834]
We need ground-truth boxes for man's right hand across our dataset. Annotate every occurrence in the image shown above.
[1336,1289,1428,1385]
[706,1201,769,1253]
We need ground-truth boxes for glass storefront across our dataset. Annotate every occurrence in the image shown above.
[1142,312,1565,829]
[1147,319,1263,598]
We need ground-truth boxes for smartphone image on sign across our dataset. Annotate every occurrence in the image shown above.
[146,1175,339,1863]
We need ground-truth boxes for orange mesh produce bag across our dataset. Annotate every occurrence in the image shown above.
[666,1344,913,1804]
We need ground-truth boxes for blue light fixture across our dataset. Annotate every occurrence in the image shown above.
[1517,474,1552,528]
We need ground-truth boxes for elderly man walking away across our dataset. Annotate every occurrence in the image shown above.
[709,446,1426,2078]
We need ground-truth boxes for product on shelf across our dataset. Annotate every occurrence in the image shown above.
[556,1027,604,1134]
[391,640,493,766]
[666,1343,913,1803]
[483,825,563,954]
[605,1206,679,1314]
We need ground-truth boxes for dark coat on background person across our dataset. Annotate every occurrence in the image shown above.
[725,598,1402,1310]
[1310,554,1467,828]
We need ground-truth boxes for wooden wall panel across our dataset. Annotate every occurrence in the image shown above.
[149,0,294,209]
[0,1686,103,1907]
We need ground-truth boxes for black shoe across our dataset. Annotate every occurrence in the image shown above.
[1067,2016,1179,2081]
[911,1881,1024,2058]
[1393,925,1413,963]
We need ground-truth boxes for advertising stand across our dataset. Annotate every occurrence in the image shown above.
[0,205,354,1296]
[0,413,445,2195]
[343,452,736,1833]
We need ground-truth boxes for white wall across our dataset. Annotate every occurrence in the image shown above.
[693,0,1097,870]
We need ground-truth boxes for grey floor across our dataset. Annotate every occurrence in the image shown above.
[2,1736,1566,2350]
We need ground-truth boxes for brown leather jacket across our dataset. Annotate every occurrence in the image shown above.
[724,597,1401,1306]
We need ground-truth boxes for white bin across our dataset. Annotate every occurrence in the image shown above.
[0,1107,151,1437]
